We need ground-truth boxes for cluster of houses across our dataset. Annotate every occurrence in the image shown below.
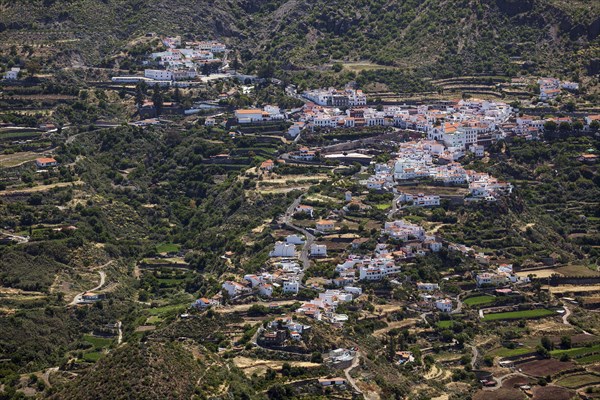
[511,113,599,140]
[363,140,512,202]
[415,282,454,313]
[476,264,530,287]
[112,36,226,86]
[295,288,359,325]
[328,219,442,284]
[295,98,510,144]
[302,87,367,107]
[258,315,310,345]
[538,77,578,101]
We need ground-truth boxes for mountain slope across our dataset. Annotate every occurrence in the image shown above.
[0,0,598,77]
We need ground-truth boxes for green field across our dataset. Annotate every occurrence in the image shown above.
[490,347,533,357]
[463,295,496,307]
[83,351,104,362]
[437,320,454,329]
[156,243,181,253]
[551,344,600,359]
[147,304,187,316]
[483,309,555,321]
[577,354,600,364]
[374,203,391,210]
[83,334,113,350]
[556,373,600,389]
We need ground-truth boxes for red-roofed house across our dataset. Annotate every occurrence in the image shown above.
[35,157,57,168]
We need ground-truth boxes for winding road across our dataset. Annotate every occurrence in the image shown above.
[68,260,114,306]
[483,372,529,391]
[561,304,592,335]
[343,352,380,400]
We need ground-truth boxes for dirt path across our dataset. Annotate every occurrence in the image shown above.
[41,367,58,388]
[215,300,297,313]
[483,372,529,391]
[117,321,123,345]
[0,230,29,243]
[0,181,84,196]
[562,304,592,335]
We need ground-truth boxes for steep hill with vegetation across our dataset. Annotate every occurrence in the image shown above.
[0,0,598,80]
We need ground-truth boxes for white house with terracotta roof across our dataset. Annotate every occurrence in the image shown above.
[260,159,275,171]
[235,109,266,123]
[295,204,314,217]
[244,274,263,288]
[258,283,273,297]
[316,220,335,232]
[35,157,58,168]
[222,281,250,297]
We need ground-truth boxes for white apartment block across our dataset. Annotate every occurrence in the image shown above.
[269,242,296,258]
[283,280,300,294]
[310,244,328,257]
[144,69,173,80]
[359,263,402,281]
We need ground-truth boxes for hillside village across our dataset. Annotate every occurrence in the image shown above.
[0,29,599,400]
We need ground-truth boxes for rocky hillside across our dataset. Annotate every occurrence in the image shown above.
[0,0,598,77]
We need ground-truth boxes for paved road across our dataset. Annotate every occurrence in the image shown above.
[68,260,114,305]
[339,351,381,400]
[387,194,402,219]
[452,293,463,314]
[343,353,363,395]
[280,195,315,271]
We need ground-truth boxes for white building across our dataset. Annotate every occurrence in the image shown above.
[270,242,296,258]
[295,205,314,217]
[469,144,485,157]
[401,193,440,207]
[417,282,440,291]
[243,274,262,288]
[288,122,306,138]
[283,279,300,294]
[222,281,250,297]
[258,283,273,297]
[383,220,425,241]
[144,69,173,81]
[235,109,266,124]
[3,67,20,80]
[435,298,453,313]
[476,272,508,287]
[285,234,305,245]
[344,286,362,296]
[35,157,58,168]
[359,264,402,281]
[310,244,327,257]
[316,220,335,232]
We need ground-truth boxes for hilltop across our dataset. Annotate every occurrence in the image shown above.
[0,0,599,79]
